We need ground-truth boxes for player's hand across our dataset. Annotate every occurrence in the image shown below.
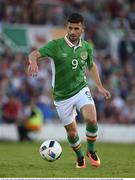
[98,87,111,99]
[28,61,38,77]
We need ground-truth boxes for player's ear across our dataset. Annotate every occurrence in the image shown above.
[65,22,69,28]
[82,24,85,32]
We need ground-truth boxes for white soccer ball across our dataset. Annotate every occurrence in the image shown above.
[39,140,62,162]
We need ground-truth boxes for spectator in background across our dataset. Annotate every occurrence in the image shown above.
[124,96,135,124]
[2,94,23,124]
[118,30,135,66]
[18,96,43,141]
[128,1,135,30]
[37,91,58,122]
[2,93,43,141]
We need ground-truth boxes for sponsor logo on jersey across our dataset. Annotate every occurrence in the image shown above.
[62,53,68,57]
[80,52,88,60]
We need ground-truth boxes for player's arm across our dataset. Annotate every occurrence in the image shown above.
[28,50,41,76]
[89,62,111,99]
[28,40,56,76]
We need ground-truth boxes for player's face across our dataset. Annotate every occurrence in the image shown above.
[67,22,84,43]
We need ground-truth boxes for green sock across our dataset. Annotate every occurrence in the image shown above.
[67,135,84,159]
[86,123,98,153]
[76,150,84,158]
[87,142,95,152]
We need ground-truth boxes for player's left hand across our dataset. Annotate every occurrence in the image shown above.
[98,87,111,99]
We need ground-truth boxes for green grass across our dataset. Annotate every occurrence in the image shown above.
[0,141,135,178]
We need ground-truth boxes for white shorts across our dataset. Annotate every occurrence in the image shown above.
[54,87,95,126]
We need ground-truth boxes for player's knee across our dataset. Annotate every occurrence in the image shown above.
[68,129,77,138]
[85,117,97,125]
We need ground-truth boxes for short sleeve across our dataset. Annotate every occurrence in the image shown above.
[38,40,56,58]
[86,43,94,69]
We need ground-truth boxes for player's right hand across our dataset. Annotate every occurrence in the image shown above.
[28,61,39,77]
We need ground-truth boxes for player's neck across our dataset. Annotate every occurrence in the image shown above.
[67,36,79,46]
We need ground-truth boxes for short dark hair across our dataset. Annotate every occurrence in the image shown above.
[67,13,84,24]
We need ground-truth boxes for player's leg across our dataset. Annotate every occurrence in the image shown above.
[64,120,86,168]
[81,104,97,152]
[76,87,100,167]
[54,97,86,168]
[81,104,100,167]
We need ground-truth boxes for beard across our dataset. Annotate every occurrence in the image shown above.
[68,34,79,43]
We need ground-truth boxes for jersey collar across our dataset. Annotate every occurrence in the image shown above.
[64,35,82,48]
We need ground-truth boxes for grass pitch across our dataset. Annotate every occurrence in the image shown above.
[0,141,135,178]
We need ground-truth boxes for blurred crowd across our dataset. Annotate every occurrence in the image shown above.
[0,0,135,126]
[0,0,135,30]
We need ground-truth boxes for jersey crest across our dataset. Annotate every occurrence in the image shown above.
[80,52,88,60]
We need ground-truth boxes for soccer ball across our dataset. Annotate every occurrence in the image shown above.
[39,140,62,162]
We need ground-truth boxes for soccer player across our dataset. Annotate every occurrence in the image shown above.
[28,13,111,168]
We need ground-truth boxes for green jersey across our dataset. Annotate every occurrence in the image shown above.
[38,36,93,101]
